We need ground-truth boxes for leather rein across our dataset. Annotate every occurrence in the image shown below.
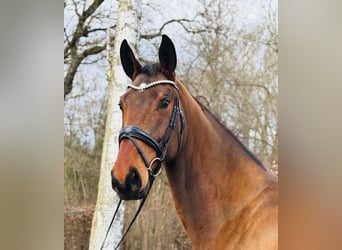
[101,80,184,249]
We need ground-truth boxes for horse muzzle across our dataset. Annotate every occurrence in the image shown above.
[111,167,149,200]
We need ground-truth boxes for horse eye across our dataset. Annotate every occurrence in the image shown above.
[159,98,170,109]
[118,102,123,111]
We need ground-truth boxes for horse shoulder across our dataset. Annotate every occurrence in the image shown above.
[212,181,278,250]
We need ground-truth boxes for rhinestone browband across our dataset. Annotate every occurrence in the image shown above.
[127,80,179,91]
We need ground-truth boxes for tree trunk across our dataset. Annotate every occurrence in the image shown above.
[89,0,141,249]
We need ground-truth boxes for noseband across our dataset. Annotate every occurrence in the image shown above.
[118,80,185,178]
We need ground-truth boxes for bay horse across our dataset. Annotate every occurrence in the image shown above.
[111,35,278,249]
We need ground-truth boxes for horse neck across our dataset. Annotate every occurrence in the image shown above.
[165,80,275,244]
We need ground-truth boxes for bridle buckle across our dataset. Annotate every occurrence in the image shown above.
[148,157,163,177]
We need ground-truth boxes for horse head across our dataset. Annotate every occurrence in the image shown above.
[111,35,184,200]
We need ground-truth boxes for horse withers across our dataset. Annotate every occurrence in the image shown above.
[111,35,278,249]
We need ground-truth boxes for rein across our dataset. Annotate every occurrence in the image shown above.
[100,80,184,249]
[100,178,154,250]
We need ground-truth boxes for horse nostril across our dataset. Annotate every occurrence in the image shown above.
[126,168,142,192]
[111,174,121,192]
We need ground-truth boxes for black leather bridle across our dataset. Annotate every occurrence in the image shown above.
[101,80,185,250]
[119,96,184,177]
[118,81,185,178]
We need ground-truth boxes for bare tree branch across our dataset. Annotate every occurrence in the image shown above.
[141,18,206,40]
[64,0,107,98]
[64,0,105,57]
[64,43,106,98]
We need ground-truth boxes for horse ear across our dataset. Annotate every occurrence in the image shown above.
[158,35,177,77]
[120,39,142,79]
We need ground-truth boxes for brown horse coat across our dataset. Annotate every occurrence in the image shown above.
[112,35,278,249]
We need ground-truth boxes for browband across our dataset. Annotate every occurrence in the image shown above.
[127,80,179,91]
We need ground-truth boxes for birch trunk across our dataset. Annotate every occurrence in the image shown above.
[89,0,141,249]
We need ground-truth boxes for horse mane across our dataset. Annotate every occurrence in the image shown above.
[193,96,266,170]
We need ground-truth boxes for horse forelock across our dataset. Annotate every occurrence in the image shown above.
[140,63,159,76]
